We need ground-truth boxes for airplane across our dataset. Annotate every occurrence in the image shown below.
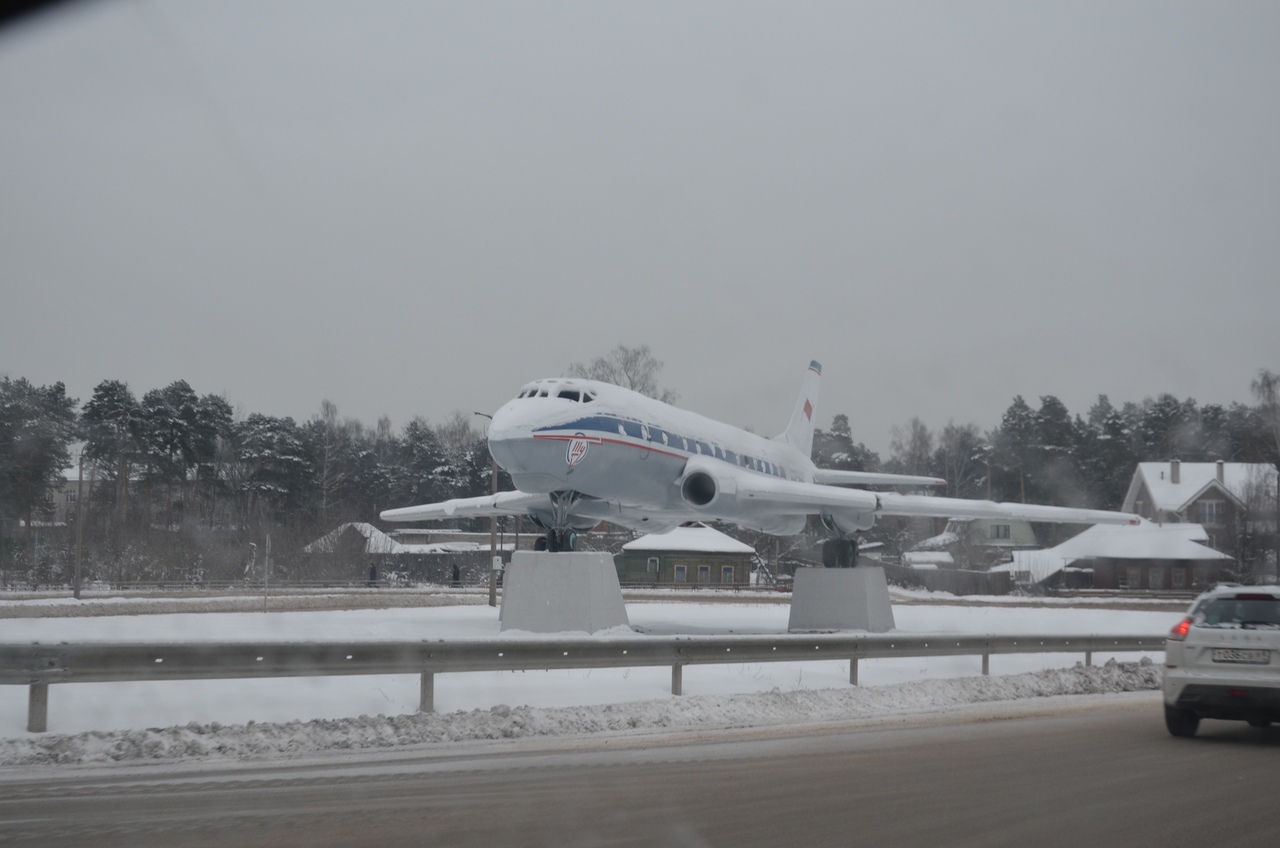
[380,361,1139,566]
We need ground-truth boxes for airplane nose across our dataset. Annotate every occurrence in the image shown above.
[487,400,523,443]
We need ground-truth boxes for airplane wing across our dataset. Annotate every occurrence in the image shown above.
[380,491,551,522]
[812,469,946,487]
[682,459,1138,528]
[379,490,648,533]
[869,491,1139,525]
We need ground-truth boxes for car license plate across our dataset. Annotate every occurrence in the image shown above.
[1212,648,1271,664]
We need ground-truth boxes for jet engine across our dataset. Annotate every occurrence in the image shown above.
[678,457,737,511]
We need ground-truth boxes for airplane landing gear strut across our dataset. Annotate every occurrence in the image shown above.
[534,529,578,552]
[821,537,859,568]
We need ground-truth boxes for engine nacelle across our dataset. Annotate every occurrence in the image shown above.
[680,470,718,507]
[678,457,738,512]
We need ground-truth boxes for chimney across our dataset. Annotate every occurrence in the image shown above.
[1216,459,1225,484]
[1171,459,1180,485]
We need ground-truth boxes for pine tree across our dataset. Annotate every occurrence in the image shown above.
[82,380,142,534]
[991,396,1036,503]
[237,414,313,527]
[0,378,80,554]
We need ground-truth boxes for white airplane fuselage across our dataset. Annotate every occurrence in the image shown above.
[381,362,1138,549]
[487,378,812,535]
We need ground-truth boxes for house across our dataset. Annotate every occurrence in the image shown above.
[910,518,1039,569]
[302,522,501,584]
[992,519,1234,591]
[1121,460,1279,556]
[615,523,755,586]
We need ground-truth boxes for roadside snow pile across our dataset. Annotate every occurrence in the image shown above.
[1,659,1159,767]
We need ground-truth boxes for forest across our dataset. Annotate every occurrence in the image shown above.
[2,349,1278,587]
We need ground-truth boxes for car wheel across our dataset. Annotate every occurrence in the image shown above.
[1164,705,1200,738]
[1246,719,1272,728]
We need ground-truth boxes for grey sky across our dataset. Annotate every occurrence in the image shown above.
[2,0,1277,454]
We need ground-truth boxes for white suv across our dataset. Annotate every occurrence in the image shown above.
[1163,584,1280,737]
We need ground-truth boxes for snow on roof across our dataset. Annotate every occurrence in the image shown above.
[911,531,961,551]
[1127,462,1277,514]
[304,523,400,554]
[622,524,755,554]
[992,519,1231,584]
[903,551,954,567]
[304,523,505,555]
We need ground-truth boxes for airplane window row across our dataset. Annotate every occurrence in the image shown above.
[609,419,788,480]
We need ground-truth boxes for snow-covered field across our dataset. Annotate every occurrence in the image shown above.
[0,596,1181,766]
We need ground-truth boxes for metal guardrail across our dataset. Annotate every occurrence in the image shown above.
[1,632,1165,734]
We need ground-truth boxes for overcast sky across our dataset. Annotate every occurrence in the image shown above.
[2,0,1277,454]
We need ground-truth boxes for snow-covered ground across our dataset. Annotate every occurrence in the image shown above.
[0,597,1181,766]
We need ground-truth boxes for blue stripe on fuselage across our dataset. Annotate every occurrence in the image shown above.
[534,415,792,480]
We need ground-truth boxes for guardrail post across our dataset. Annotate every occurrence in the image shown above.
[28,683,48,733]
[1085,651,1092,668]
[419,672,434,713]
[982,654,989,676]
[849,658,858,686]
[671,664,683,696]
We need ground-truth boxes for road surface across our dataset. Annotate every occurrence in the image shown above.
[3,692,1277,847]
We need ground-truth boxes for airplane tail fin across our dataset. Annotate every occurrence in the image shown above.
[778,360,822,459]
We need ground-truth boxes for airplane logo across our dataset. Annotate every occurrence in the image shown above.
[566,434,593,469]
[381,361,1140,560]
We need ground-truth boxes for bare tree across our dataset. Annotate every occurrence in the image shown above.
[435,411,481,455]
[1252,368,1280,467]
[889,417,935,477]
[935,421,984,499]
[568,344,679,404]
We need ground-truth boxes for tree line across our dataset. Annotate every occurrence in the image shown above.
[2,355,1277,586]
[813,374,1280,510]
[811,372,1280,566]
[0,376,500,585]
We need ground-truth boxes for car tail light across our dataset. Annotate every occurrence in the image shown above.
[1169,617,1192,641]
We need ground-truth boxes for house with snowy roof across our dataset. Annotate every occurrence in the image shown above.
[908,518,1040,569]
[1121,460,1279,555]
[992,519,1234,591]
[615,522,755,586]
[301,522,505,585]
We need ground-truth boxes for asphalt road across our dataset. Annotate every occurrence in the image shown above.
[4,693,1278,847]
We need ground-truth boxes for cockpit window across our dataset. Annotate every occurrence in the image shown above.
[583,392,595,403]
[558,390,581,402]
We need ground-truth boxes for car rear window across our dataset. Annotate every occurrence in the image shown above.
[1195,596,1280,629]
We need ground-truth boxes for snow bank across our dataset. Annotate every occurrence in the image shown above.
[0,659,1159,767]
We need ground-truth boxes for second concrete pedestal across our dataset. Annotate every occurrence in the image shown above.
[787,566,895,632]
[499,551,630,633]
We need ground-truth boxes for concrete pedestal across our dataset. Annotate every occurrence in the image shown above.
[787,566,895,633]
[499,551,630,633]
